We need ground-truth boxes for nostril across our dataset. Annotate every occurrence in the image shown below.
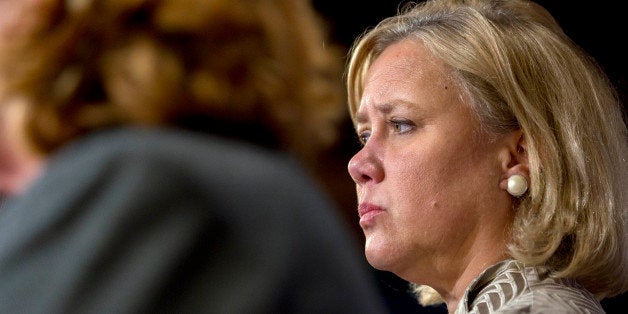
[348,162,374,185]
[360,173,372,183]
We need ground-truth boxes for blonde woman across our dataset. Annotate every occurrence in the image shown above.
[346,0,627,312]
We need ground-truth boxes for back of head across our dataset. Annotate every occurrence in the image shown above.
[346,0,628,298]
[0,0,344,161]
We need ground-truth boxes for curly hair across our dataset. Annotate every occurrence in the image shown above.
[0,0,344,160]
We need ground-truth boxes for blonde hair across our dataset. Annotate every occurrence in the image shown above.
[0,0,344,161]
[346,0,627,302]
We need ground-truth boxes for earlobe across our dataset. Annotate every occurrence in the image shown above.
[498,130,530,195]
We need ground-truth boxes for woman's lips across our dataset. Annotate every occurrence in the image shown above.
[358,203,384,227]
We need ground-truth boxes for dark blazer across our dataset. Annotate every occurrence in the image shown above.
[0,127,388,314]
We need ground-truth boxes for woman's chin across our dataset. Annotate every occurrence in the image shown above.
[364,235,397,271]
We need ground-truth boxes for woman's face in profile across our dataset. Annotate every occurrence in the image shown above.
[348,39,512,283]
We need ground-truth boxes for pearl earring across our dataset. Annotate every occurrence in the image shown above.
[507,174,528,197]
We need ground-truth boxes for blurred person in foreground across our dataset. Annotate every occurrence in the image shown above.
[0,0,388,313]
[345,0,627,312]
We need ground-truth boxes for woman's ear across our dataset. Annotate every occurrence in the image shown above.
[0,98,44,196]
[498,129,529,192]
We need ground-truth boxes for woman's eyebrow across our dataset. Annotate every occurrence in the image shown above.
[356,103,394,124]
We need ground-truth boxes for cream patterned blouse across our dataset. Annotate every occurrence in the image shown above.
[455,259,604,313]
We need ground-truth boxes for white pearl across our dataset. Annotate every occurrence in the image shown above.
[507,174,528,197]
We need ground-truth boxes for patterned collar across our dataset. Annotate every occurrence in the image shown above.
[455,259,603,313]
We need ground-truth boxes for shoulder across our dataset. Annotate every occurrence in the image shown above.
[0,127,334,252]
[39,126,316,196]
[0,127,385,313]
[460,260,604,314]
[48,126,298,175]
[523,271,604,313]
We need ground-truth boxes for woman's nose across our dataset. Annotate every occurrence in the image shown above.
[347,145,384,185]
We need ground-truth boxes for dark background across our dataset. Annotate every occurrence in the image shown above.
[313,0,628,107]
[311,1,627,313]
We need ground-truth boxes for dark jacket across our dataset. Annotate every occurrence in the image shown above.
[0,127,387,314]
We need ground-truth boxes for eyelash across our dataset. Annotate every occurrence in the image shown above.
[357,119,415,145]
[388,119,414,134]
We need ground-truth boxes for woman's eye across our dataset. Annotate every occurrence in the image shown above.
[358,131,371,145]
[390,120,414,133]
